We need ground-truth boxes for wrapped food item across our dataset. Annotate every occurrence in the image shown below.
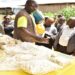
[0,34,22,46]
[0,50,7,62]
[0,56,19,70]
[18,59,62,75]
[0,35,13,44]
[2,41,74,74]
[3,42,55,57]
[0,49,19,70]
[48,52,75,66]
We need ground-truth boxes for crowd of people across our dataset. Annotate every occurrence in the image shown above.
[0,0,75,56]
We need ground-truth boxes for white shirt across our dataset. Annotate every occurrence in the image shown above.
[59,26,75,46]
[45,24,57,36]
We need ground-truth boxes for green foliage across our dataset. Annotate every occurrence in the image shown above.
[58,6,75,20]
[43,12,54,17]
[43,6,75,20]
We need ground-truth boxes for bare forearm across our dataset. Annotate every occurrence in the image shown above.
[18,28,49,43]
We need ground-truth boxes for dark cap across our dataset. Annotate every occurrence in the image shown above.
[25,0,37,5]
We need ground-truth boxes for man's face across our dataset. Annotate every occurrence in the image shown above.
[26,2,38,14]
[58,19,65,25]
[67,19,75,28]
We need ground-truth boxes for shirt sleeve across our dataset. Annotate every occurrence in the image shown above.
[17,16,27,28]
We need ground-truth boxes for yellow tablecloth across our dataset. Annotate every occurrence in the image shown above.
[56,60,75,75]
[0,70,56,75]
